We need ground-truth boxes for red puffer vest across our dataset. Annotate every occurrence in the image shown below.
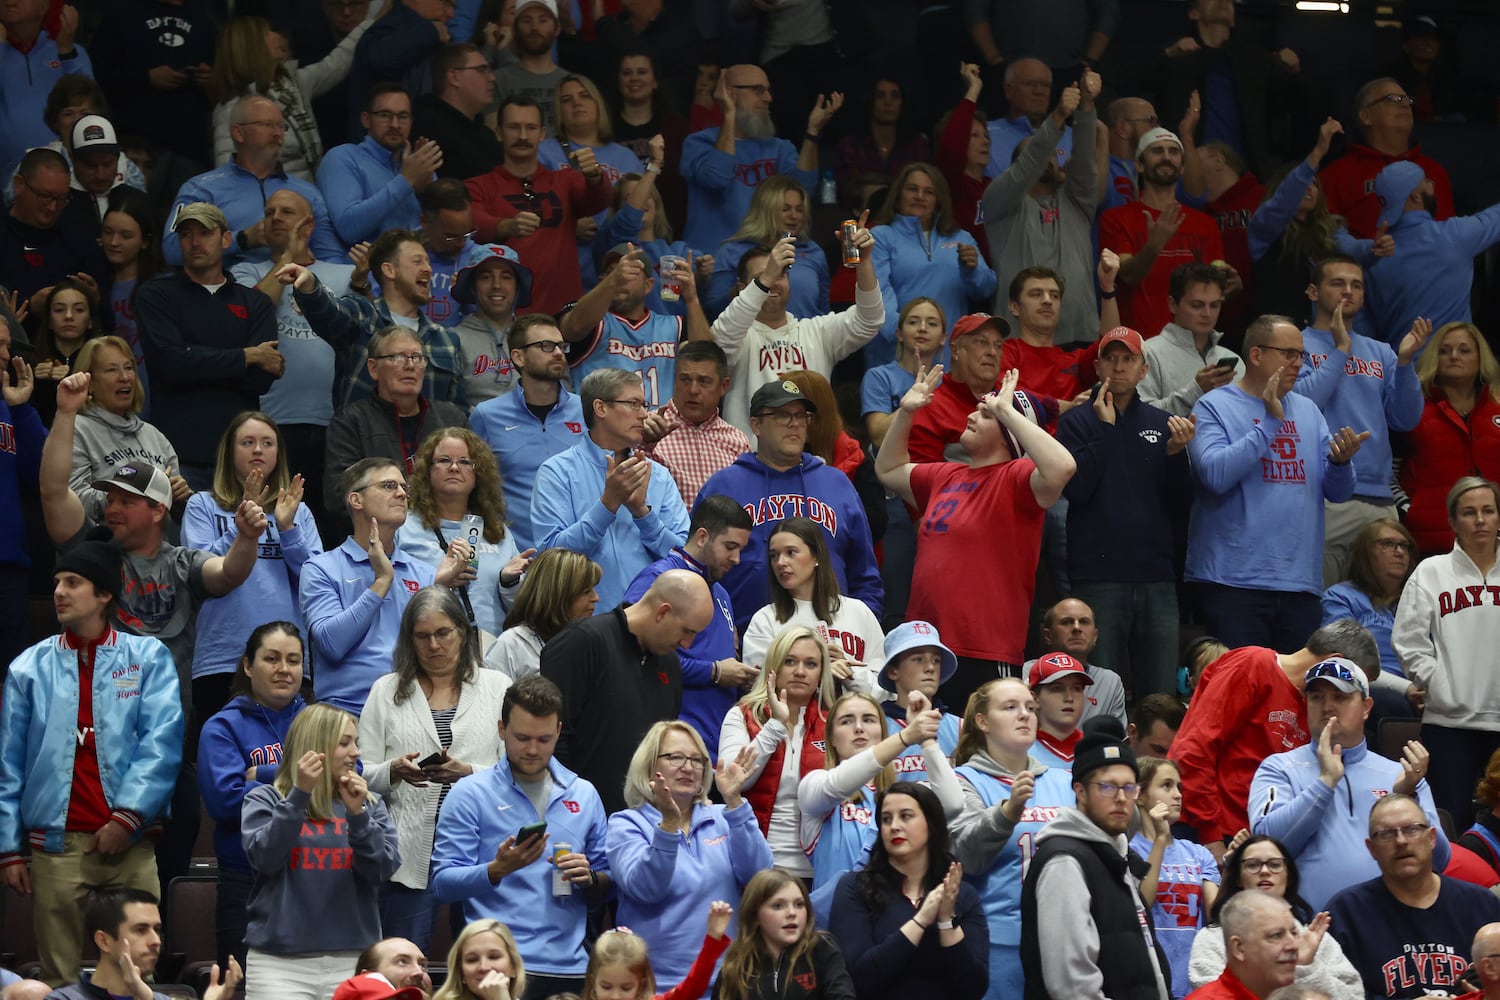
[741,703,828,835]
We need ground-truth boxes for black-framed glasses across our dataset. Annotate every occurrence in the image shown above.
[437,228,478,245]
[1362,93,1415,110]
[17,176,69,207]
[1258,345,1306,364]
[755,409,814,427]
[604,398,648,412]
[730,84,772,97]
[1088,781,1141,799]
[244,120,289,132]
[373,352,428,367]
[1374,538,1414,553]
[657,752,708,770]
[369,110,412,124]
[1370,822,1430,844]
[1240,857,1287,874]
[413,626,459,644]
[455,63,494,76]
[520,340,569,355]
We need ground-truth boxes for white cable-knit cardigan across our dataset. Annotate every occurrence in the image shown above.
[359,668,510,889]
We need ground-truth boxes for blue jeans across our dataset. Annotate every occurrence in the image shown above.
[379,881,437,954]
[1069,580,1180,699]
[1195,583,1321,654]
[879,493,916,631]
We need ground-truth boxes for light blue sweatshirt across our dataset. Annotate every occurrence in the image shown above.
[182,494,322,679]
[316,135,424,246]
[1186,385,1356,595]
[1294,325,1422,500]
[469,385,586,552]
[679,129,816,251]
[607,800,773,997]
[869,214,996,367]
[429,755,609,974]
[298,537,434,713]
[531,436,689,613]
[1366,206,1500,345]
[1249,739,1449,911]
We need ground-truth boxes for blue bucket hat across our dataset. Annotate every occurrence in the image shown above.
[879,620,958,692]
[452,243,532,308]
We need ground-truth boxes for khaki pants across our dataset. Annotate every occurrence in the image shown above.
[30,833,159,986]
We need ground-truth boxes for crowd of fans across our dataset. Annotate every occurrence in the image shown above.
[2,0,1500,999]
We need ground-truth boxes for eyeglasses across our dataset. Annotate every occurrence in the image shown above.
[324,0,369,9]
[755,409,814,427]
[374,352,429,367]
[730,84,772,97]
[657,752,708,770]
[358,479,407,494]
[1363,93,1416,109]
[604,398,648,412]
[18,176,69,207]
[369,110,412,124]
[1088,781,1141,799]
[1240,857,1287,874]
[1374,538,1414,553]
[455,64,495,75]
[520,340,569,355]
[413,626,459,644]
[1258,345,1306,364]
[1370,822,1430,845]
[437,228,478,245]
[432,456,475,469]
[244,120,290,132]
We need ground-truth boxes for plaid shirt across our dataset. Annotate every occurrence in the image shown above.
[294,279,467,410]
[645,401,751,503]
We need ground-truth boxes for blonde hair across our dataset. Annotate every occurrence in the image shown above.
[555,73,614,144]
[210,411,291,512]
[737,625,837,728]
[434,919,528,1000]
[582,930,654,1000]
[1414,322,1500,402]
[954,677,1031,766]
[76,336,144,415]
[824,691,894,800]
[622,721,713,809]
[210,16,283,105]
[273,703,354,820]
[728,175,810,245]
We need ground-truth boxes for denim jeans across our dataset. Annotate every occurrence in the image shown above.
[1069,580,1181,699]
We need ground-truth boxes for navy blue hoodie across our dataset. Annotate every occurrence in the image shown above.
[696,452,883,634]
[197,694,306,873]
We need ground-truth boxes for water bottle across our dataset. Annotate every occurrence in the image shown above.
[817,170,837,206]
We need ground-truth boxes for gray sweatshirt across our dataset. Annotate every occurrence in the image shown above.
[982,108,1100,342]
[70,407,180,522]
[1032,807,1171,1000]
[1139,323,1244,417]
[949,750,1055,871]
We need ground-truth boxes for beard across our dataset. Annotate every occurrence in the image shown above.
[1421,191,1438,214]
[739,108,776,140]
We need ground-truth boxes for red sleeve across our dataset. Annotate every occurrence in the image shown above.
[1169,651,1262,843]
[1431,166,1456,221]
[1202,213,1226,264]
[907,408,947,465]
[1098,205,1143,256]
[574,169,616,217]
[1317,160,1356,223]
[935,99,978,180]
[909,462,947,513]
[465,174,514,244]
[1068,340,1102,397]
[656,935,730,1000]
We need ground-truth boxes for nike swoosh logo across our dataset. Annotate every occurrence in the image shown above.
[22,246,39,252]
[345,578,361,584]
[496,803,511,811]
[503,425,519,431]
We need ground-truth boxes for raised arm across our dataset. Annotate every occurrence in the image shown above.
[988,369,1077,507]
[40,372,89,543]
[875,364,945,506]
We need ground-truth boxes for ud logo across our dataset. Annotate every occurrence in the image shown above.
[403,579,420,593]
[563,800,580,813]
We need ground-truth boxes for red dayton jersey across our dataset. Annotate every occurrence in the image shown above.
[907,459,1044,664]
[1099,201,1224,341]
[1171,646,1308,844]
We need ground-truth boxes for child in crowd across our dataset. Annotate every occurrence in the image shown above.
[582,901,733,1000]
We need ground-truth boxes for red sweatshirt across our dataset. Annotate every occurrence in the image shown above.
[465,163,615,315]
[1170,646,1309,844]
[1318,143,1454,239]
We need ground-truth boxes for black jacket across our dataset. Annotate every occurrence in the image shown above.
[713,936,857,1000]
[412,94,506,182]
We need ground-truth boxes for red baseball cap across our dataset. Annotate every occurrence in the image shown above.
[949,312,1010,344]
[1027,651,1094,688]
[1098,327,1145,355]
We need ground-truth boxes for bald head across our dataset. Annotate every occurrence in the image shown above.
[1223,890,1299,996]
[1475,924,1500,989]
[725,64,774,139]
[262,189,314,257]
[1004,58,1052,121]
[629,570,714,655]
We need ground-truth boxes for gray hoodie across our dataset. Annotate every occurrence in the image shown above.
[949,750,1057,871]
[70,406,179,521]
[1032,807,1171,1000]
[1139,322,1244,417]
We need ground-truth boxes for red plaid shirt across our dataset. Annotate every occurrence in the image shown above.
[646,401,752,503]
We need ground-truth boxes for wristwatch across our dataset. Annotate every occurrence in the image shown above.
[937,918,955,930]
